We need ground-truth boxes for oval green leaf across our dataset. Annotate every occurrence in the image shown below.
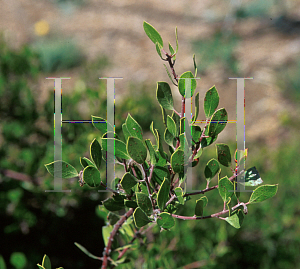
[157,178,170,211]
[80,157,95,168]
[157,212,175,229]
[204,159,220,181]
[127,137,147,164]
[90,138,102,169]
[92,115,113,134]
[204,85,219,118]
[101,138,130,160]
[208,108,228,137]
[167,115,177,137]
[103,198,125,211]
[143,21,163,47]
[120,172,138,192]
[248,184,278,204]
[225,209,244,229]
[216,144,232,167]
[170,149,185,174]
[82,165,101,187]
[45,160,78,179]
[133,207,152,228]
[178,71,197,98]
[42,254,51,269]
[195,196,208,217]
[136,192,153,215]
[156,82,174,110]
[125,113,143,141]
[218,176,234,203]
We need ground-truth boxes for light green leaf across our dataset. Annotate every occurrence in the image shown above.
[74,242,102,260]
[178,71,197,98]
[92,116,113,134]
[157,212,175,229]
[143,21,163,47]
[156,82,174,110]
[122,123,131,144]
[155,42,163,59]
[225,209,244,229]
[102,225,113,246]
[218,176,234,203]
[204,85,219,118]
[167,115,177,137]
[133,207,152,228]
[157,178,170,210]
[45,161,78,179]
[90,138,102,169]
[80,157,95,168]
[174,187,184,205]
[248,184,278,204]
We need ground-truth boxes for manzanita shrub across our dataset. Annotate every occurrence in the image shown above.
[42,21,278,269]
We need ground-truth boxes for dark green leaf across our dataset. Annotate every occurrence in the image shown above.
[171,149,185,174]
[127,137,147,164]
[143,21,163,47]
[80,157,95,168]
[171,111,180,136]
[152,165,170,185]
[125,113,143,141]
[133,207,152,228]
[157,178,170,210]
[120,172,138,192]
[194,92,200,122]
[204,85,219,118]
[178,71,197,98]
[90,138,102,169]
[164,128,175,147]
[193,54,197,77]
[191,125,201,144]
[216,144,232,167]
[156,82,174,110]
[103,198,125,211]
[42,255,51,269]
[167,115,177,137]
[124,200,138,208]
[92,116,113,134]
[136,192,153,215]
[208,108,228,136]
[83,166,101,187]
[248,184,278,204]
[107,212,120,225]
[145,139,159,165]
[157,212,175,229]
[195,196,208,216]
[204,159,220,181]
[45,160,78,179]
[0,255,6,269]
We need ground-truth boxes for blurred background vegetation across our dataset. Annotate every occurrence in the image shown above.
[1,0,300,268]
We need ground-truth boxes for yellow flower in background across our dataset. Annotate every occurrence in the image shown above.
[34,20,50,36]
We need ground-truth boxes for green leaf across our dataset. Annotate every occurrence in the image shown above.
[191,125,201,144]
[208,108,228,137]
[170,149,185,174]
[195,196,208,216]
[200,127,218,148]
[204,85,219,118]
[172,111,180,135]
[74,242,102,260]
[218,176,234,203]
[152,165,170,185]
[143,21,163,47]
[225,209,244,229]
[204,159,220,181]
[102,225,113,246]
[125,113,143,141]
[45,161,78,179]
[80,157,95,168]
[107,212,120,226]
[103,198,125,211]
[120,172,138,192]
[0,255,6,269]
[42,255,51,269]
[101,138,130,160]
[124,200,138,208]
[122,123,131,144]
[136,192,153,215]
[10,252,27,269]
[248,184,278,204]
[127,137,147,164]
[169,42,176,60]
[150,121,157,142]
[37,265,45,269]
[164,128,175,147]
[167,115,177,137]
[90,138,102,169]
[92,116,113,134]
[145,139,159,165]
[157,178,170,210]
[178,71,197,98]
[156,82,174,110]
[193,54,197,77]
[194,92,200,122]
[155,42,163,59]
[174,187,184,205]
[82,165,101,187]
[157,212,175,229]
[242,166,263,187]
[161,106,168,127]
[155,129,167,160]
[133,207,152,228]
[216,144,232,167]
